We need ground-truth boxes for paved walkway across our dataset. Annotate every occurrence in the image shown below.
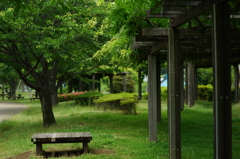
[0,101,27,123]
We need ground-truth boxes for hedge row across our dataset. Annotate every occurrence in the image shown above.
[198,85,237,101]
[75,91,103,106]
[58,92,85,102]
[142,87,168,100]
[94,92,138,115]
[58,92,138,115]
[142,85,238,102]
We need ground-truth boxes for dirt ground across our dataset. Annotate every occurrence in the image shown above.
[5,149,115,159]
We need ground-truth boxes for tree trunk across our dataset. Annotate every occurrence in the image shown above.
[9,80,17,100]
[51,88,59,106]
[39,88,56,127]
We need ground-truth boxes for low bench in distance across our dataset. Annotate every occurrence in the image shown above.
[30,97,40,101]
[31,132,92,156]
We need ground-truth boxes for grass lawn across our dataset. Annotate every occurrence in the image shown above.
[0,98,240,159]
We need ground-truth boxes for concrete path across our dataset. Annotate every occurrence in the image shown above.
[0,101,27,123]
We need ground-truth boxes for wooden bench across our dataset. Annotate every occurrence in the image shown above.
[30,97,40,101]
[31,132,92,156]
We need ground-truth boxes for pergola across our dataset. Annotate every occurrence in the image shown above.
[131,1,240,158]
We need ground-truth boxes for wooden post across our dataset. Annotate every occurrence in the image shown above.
[185,64,188,105]
[83,142,88,153]
[2,83,4,100]
[98,78,101,92]
[21,81,25,92]
[68,81,72,93]
[138,69,142,100]
[148,54,158,142]
[92,73,95,91]
[234,64,239,103]
[36,143,43,155]
[123,74,127,92]
[194,67,198,102]
[60,84,63,94]
[212,3,232,159]
[156,55,161,123]
[168,28,181,158]
[180,63,184,110]
[78,80,83,92]
[187,62,195,107]
[109,75,113,93]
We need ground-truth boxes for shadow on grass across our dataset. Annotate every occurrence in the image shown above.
[43,149,83,158]
[43,148,115,158]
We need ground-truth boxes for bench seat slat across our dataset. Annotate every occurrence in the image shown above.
[31,132,92,143]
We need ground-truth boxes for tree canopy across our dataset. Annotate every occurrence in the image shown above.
[0,0,113,126]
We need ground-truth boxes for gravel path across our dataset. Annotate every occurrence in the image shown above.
[0,101,27,123]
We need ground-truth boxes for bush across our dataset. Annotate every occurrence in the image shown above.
[161,87,168,100]
[197,85,213,101]
[140,85,239,102]
[142,92,148,99]
[141,87,168,100]
[112,74,135,93]
[94,93,138,114]
[58,92,85,102]
[75,91,103,106]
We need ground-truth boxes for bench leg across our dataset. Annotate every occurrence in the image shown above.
[36,143,43,155]
[83,142,88,153]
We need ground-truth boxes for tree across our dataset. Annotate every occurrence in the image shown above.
[197,68,213,85]
[94,0,169,78]
[0,0,111,127]
[0,64,19,99]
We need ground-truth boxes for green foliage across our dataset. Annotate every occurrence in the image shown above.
[94,92,138,114]
[0,0,112,88]
[74,91,103,106]
[141,87,168,100]
[142,92,148,100]
[197,85,213,101]
[197,68,213,85]
[112,74,135,93]
[161,87,168,100]
[94,0,169,70]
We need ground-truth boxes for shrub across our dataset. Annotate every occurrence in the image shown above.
[197,85,213,101]
[58,92,85,102]
[142,92,148,99]
[140,85,239,102]
[141,87,168,100]
[75,91,103,106]
[111,74,135,93]
[94,93,138,114]
[161,87,168,100]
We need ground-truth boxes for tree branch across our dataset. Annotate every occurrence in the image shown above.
[56,66,99,88]
[0,45,13,55]
[135,16,158,27]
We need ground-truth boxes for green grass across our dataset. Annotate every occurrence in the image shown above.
[0,99,240,158]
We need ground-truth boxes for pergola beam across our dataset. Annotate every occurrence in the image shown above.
[150,39,168,54]
[142,28,212,36]
[171,0,229,27]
